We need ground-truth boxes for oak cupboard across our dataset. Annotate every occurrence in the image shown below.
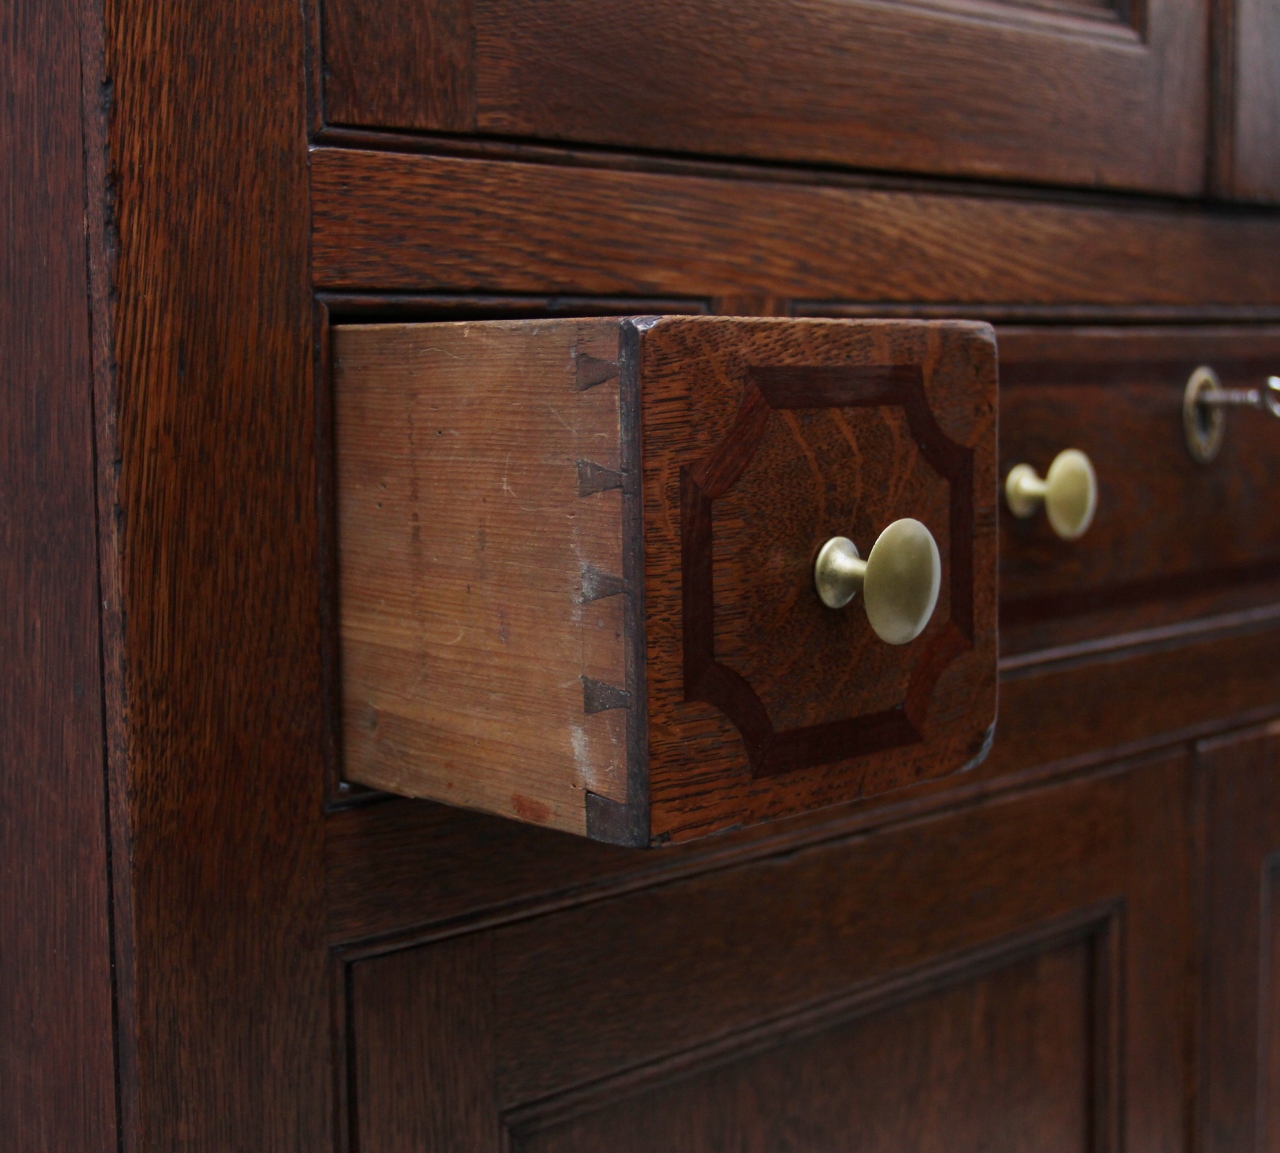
[7,0,1280,1149]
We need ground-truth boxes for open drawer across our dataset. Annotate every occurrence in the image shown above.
[331,316,997,844]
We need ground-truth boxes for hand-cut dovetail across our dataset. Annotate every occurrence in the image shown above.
[573,353,620,391]
[580,563,624,603]
[577,459,623,496]
[582,676,630,714]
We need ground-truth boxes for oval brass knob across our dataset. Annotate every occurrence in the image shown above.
[813,518,942,645]
[1005,448,1097,540]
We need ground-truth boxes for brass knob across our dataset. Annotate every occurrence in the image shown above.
[1005,449,1097,540]
[813,518,942,645]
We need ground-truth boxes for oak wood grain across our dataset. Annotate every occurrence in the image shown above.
[346,756,1186,1152]
[639,317,997,842]
[319,0,1205,195]
[997,327,1280,629]
[326,607,1280,949]
[310,149,1280,306]
[334,316,996,844]
[1196,722,1280,1153]
[100,0,331,1148]
[322,0,475,133]
[1214,0,1280,201]
[1,1,118,1148]
[16,0,1280,1139]
[516,939,1097,1153]
[988,616,1280,777]
[350,934,498,1153]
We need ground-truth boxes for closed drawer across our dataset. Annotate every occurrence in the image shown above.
[319,0,1206,196]
[999,327,1280,655]
[332,316,997,844]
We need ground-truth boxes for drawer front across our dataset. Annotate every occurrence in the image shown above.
[998,328,1280,653]
[333,316,997,845]
[318,0,1206,196]
[637,319,997,842]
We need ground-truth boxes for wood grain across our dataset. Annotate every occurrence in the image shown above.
[319,0,1205,194]
[310,149,1280,306]
[639,317,997,842]
[322,0,475,132]
[346,757,1185,1152]
[334,316,996,844]
[997,326,1280,629]
[516,940,1097,1153]
[1196,722,1280,1153]
[324,602,1280,951]
[0,1,118,1149]
[334,319,633,836]
[101,0,330,1148]
[1213,0,1280,201]
[988,614,1280,776]
[15,0,1280,1136]
[350,934,498,1153]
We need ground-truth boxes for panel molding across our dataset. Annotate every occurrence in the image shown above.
[502,905,1121,1147]
[1198,723,1280,1153]
[1258,852,1280,1150]
[680,365,974,777]
[312,0,1203,193]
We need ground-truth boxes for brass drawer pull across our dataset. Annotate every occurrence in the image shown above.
[1183,366,1280,463]
[1005,448,1097,540]
[813,518,942,645]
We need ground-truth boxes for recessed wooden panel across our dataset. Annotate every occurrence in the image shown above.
[318,0,1205,195]
[515,941,1094,1153]
[998,327,1280,641]
[322,0,475,133]
[350,935,498,1153]
[347,756,1188,1153]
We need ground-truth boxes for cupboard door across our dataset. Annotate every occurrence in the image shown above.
[319,0,1208,196]
[1200,722,1280,1153]
[345,756,1190,1153]
[1215,0,1280,202]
